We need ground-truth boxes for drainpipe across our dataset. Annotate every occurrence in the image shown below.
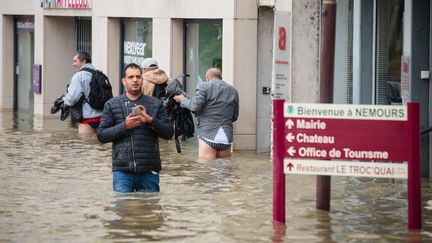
[317,0,337,211]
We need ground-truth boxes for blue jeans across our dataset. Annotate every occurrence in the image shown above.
[113,170,160,193]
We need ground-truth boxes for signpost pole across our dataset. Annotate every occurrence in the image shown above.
[317,0,336,211]
[273,99,285,223]
[407,102,421,230]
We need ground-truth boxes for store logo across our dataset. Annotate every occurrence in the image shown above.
[41,0,91,9]
[278,27,286,50]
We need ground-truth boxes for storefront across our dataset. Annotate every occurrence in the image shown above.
[0,0,258,150]
[333,0,430,177]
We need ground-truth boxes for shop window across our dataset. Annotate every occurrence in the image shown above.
[76,17,92,54]
[375,0,404,105]
[120,19,153,93]
[184,20,222,95]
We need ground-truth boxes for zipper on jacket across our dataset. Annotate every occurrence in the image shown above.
[124,100,137,173]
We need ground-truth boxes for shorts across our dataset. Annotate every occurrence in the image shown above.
[199,136,231,151]
[82,117,101,129]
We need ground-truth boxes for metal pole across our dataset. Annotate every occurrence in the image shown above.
[408,102,421,230]
[316,0,337,211]
[273,99,285,223]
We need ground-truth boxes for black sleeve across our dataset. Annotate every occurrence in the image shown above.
[151,103,174,140]
[97,100,128,143]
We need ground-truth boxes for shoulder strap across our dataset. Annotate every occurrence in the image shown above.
[78,68,94,104]
[80,68,95,74]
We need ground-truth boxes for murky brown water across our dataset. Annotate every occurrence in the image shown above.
[0,111,431,242]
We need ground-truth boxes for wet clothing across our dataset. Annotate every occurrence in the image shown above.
[113,170,160,192]
[64,63,102,120]
[97,94,174,173]
[199,136,232,151]
[164,79,195,153]
[142,68,169,100]
[82,117,101,129]
[180,79,239,143]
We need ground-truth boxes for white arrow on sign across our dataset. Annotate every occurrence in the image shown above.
[286,133,295,142]
[287,146,296,156]
[285,119,294,129]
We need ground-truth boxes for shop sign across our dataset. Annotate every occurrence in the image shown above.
[401,56,410,104]
[123,41,148,67]
[41,0,91,9]
[271,11,292,100]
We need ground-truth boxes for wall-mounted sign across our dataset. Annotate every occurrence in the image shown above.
[41,0,91,9]
[271,11,292,100]
[401,56,410,104]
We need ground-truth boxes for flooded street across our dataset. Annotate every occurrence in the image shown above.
[0,111,431,242]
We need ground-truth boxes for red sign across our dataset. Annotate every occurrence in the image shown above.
[278,27,286,50]
[284,118,408,161]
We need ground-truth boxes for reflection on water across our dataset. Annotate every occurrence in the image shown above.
[0,110,431,242]
[104,194,164,241]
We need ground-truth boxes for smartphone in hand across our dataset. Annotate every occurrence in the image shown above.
[131,106,139,116]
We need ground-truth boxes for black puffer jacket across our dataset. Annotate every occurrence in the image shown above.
[97,94,174,173]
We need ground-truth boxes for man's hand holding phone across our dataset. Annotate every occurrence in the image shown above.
[134,105,153,124]
[125,105,153,129]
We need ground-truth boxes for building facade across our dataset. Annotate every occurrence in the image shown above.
[0,0,259,150]
[257,0,431,178]
[1,0,431,178]
[332,0,431,178]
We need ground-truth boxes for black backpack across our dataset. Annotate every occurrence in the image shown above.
[80,68,113,110]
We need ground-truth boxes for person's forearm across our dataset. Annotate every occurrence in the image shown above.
[151,118,174,139]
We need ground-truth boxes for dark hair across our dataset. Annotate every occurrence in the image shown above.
[76,51,92,63]
[123,63,142,77]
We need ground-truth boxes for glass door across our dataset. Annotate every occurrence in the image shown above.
[120,19,153,94]
[15,18,35,112]
[184,20,222,96]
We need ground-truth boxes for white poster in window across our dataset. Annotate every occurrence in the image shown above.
[271,11,292,100]
[123,41,147,67]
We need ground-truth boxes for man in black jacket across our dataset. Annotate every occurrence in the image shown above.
[97,63,174,192]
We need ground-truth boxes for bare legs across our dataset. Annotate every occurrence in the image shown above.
[78,123,96,134]
[198,139,231,160]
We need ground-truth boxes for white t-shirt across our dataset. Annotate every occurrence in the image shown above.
[202,126,230,144]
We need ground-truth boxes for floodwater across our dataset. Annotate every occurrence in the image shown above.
[0,111,431,242]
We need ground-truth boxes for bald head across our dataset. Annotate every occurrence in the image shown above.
[205,68,222,81]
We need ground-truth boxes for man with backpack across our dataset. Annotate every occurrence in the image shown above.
[64,51,112,134]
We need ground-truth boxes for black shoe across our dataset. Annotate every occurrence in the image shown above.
[50,96,64,114]
[60,105,70,121]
